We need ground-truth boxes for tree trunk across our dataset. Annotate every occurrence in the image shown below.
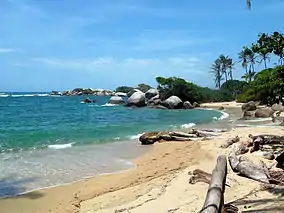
[264,58,267,69]
[200,155,227,213]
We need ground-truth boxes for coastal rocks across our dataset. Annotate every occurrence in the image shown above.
[243,110,256,118]
[115,92,127,97]
[82,98,92,103]
[145,89,159,100]
[162,96,183,109]
[242,101,257,112]
[272,103,284,112]
[62,90,71,96]
[255,107,274,118]
[183,101,194,109]
[193,102,200,108]
[127,89,142,97]
[139,132,166,145]
[125,92,146,107]
[109,96,125,105]
[50,91,62,96]
[218,106,225,110]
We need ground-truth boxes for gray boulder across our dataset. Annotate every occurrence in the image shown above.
[255,107,274,118]
[162,96,183,109]
[193,102,200,108]
[183,101,194,109]
[242,101,257,112]
[127,89,143,97]
[145,89,159,100]
[109,96,125,105]
[272,103,284,112]
[243,110,256,118]
[147,95,160,106]
[115,92,127,97]
[126,92,146,107]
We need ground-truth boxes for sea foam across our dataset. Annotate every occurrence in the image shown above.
[128,133,144,139]
[48,143,73,150]
[181,123,196,128]
[101,103,118,107]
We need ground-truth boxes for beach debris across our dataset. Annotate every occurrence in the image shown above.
[228,150,270,183]
[188,169,212,184]
[200,155,227,213]
[139,129,222,145]
[220,136,240,148]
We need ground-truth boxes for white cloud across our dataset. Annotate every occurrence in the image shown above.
[0,48,13,53]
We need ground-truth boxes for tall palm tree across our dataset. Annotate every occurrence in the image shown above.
[238,49,249,77]
[247,49,257,74]
[226,57,234,80]
[211,59,223,89]
[257,51,270,69]
[219,54,228,83]
[241,68,256,83]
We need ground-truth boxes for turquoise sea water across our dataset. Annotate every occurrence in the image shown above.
[0,92,225,197]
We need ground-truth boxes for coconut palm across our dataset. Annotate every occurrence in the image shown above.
[246,49,257,74]
[241,68,256,83]
[257,50,270,69]
[219,54,229,83]
[226,57,234,80]
[238,49,248,76]
[211,59,223,89]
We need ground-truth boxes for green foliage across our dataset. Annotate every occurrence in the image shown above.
[156,76,237,103]
[115,86,134,93]
[237,66,284,104]
[136,83,152,93]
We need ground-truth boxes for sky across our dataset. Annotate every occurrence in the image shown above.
[0,0,283,92]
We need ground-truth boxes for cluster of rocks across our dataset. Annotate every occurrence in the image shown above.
[108,88,200,109]
[50,88,117,96]
[242,101,284,123]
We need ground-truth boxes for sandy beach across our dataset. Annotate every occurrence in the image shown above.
[1,102,283,213]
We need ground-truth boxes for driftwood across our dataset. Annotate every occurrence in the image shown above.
[220,136,240,149]
[140,129,223,144]
[189,169,212,184]
[200,155,227,213]
[228,150,270,183]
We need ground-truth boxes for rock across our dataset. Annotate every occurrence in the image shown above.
[272,103,284,112]
[162,96,183,109]
[109,96,125,105]
[147,95,160,106]
[82,98,92,103]
[243,110,256,118]
[255,107,274,118]
[242,101,257,112]
[148,105,168,109]
[218,106,225,110]
[62,90,71,96]
[127,89,143,97]
[115,92,127,97]
[193,102,200,108]
[139,132,164,145]
[183,101,194,109]
[145,89,159,100]
[126,92,146,107]
[234,144,249,155]
[50,91,62,96]
[263,152,275,160]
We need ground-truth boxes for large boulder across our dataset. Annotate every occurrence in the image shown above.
[147,95,160,106]
[162,96,183,109]
[255,107,274,118]
[62,90,71,96]
[50,91,62,96]
[127,89,143,97]
[242,101,257,112]
[125,92,146,107]
[139,132,167,145]
[109,96,125,105]
[115,92,127,97]
[272,103,284,112]
[82,98,92,103]
[183,101,194,109]
[145,89,159,100]
[243,110,256,119]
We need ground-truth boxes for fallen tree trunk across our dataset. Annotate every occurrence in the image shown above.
[200,155,227,213]
[228,150,270,183]
[170,131,198,138]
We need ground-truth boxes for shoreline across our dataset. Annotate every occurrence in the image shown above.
[1,101,282,213]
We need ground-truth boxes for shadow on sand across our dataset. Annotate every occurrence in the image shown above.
[0,175,44,199]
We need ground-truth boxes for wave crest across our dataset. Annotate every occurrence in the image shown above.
[181,123,196,128]
[48,143,73,150]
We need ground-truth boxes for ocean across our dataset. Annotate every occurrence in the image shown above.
[0,92,225,197]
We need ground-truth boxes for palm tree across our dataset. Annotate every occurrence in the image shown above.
[241,68,256,83]
[247,49,257,74]
[238,49,248,76]
[219,54,228,83]
[211,59,223,89]
[257,50,270,69]
[226,57,234,80]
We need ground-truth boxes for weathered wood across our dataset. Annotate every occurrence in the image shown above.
[170,131,198,138]
[200,155,227,213]
[189,169,212,184]
[228,150,270,183]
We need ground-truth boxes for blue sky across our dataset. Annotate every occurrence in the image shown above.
[0,0,283,91]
